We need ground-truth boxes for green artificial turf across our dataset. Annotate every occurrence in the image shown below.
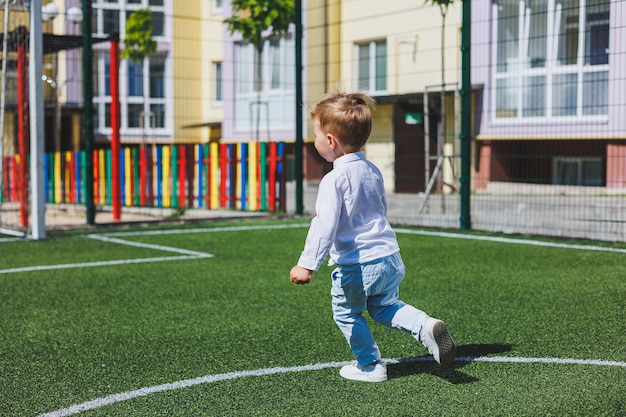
[0,219,624,416]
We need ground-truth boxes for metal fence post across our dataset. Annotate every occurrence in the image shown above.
[82,0,95,224]
[459,0,472,230]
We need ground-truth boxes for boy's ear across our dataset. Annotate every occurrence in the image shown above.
[327,133,338,148]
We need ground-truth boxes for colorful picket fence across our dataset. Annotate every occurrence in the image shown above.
[1,142,287,212]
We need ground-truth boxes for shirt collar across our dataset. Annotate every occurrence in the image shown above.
[333,151,365,168]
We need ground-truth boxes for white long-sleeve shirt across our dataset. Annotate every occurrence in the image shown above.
[297,151,400,271]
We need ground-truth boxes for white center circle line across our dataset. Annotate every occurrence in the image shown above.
[38,355,626,417]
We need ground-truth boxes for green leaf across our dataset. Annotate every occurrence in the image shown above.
[121,9,157,63]
[224,0,295,53]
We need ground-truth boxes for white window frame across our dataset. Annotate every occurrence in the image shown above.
[234,35,295,134]
[92,0,167,40]
[491,0,609,123]
[212,0,223,14]
[354,39,388,95]
[92,0,171,137]
[213,61,223,105]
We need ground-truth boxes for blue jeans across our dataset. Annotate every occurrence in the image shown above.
[331,252,428,366]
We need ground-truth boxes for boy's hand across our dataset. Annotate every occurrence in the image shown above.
[290,265,312,285]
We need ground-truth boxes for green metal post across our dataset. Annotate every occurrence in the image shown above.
[459,0,472,230]
[294,0,303,215]
[260,141,267,211]
[82,0,95,224]
[171,145,178,208]
[81,151,86,204]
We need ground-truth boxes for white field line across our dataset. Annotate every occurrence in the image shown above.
[38,355,626,417]
[0,255,208,274]
[4,224,623,414]
[0,227,25,238]
[393,355,626,368]
[101,223,626,254]
[394,228,626,254]
[100,222,310,237]
[0,234,213,274]
[3,222,624,256]
[85,234,211,257]
[3,223,623,274]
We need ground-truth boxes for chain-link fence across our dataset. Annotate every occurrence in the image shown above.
[0,1,624,242]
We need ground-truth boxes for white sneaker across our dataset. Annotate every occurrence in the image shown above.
[420,317,457,365]
[339,360,387,382]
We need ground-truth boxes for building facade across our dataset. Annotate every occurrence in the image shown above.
[10,1,621,200]
[472,0,626,190]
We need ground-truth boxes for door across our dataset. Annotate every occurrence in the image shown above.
[394,103,433,193]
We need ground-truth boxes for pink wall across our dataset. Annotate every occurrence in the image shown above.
[607,143,626,188]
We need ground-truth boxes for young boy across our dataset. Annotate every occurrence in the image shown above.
[290,91,456,382]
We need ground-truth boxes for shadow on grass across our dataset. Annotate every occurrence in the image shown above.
[388,343,513,384]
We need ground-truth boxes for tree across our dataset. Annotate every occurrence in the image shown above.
[224,0,295,140]
[424,0,455,210]
[121,9,157,63]
[120,8,157,134]
[119,9,158,216]
[423,0,454,92]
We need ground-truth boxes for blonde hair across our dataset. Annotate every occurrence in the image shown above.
[310,91,376,151]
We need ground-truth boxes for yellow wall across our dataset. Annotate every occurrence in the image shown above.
[305,1,461,141]
[304,1,464,187]
[171,1,224,144]
[306,0,327,110]
[369,104,393,144]
[369,104,394,186]
[339,1,462,95]
[172,1,203,143]
[305,0,342,141]
[200,1,226,143]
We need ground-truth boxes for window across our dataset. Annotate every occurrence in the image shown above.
[128,60,144,97]
[128,103,144,128]
[93,0,165,38]
[236,41,254,94]
[492,0,609,121]
[356,40,387,94]
[214,62,223,102]
[585,7,609,65]
[150,103,166,128]
[149,55,166,98]
[234,35,295,134]
[92,0,169,134]
[102,9,120,35]
[270,40,281,89]
[213,0,223,14]
[151,11,165,37]
[553,157,603,186]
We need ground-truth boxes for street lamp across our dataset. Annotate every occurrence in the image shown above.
[41,2,58,22]
[40,2,62,152]
[67,6,83,24]
[40,3,82,154]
